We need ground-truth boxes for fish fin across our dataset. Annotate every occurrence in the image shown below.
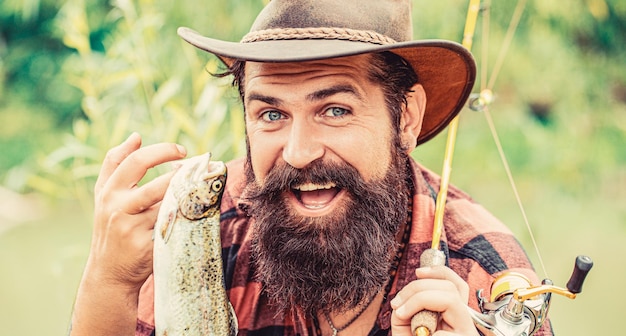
[161,210,177,243]
[229,302,238,336]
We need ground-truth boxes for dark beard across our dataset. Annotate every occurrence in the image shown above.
[242,154,410,315]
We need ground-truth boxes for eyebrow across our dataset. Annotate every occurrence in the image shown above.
[306,84,363,101]
[245,93,283,107]
[245,84,363,106]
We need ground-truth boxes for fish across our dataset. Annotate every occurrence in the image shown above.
[153,152,237,336]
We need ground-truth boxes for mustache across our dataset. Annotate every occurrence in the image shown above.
[245,159,367,199]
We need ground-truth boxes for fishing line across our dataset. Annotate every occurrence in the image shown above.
[486,0,528,91]
[477,0,549,278]
[482,106,549,279]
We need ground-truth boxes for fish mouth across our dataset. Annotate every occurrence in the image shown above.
[288,181,345,216]
[177,153,227,180]
[192,154,226,182]
[206,160,227,178]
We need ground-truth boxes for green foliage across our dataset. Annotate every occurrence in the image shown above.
[2,0,267,201]
[0,0,80,176]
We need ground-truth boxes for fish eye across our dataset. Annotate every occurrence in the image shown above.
[211,179,223,192]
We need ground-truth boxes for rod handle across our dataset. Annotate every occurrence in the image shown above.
[410,249,446,336]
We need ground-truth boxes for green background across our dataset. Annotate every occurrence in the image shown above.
[1,0,624,335]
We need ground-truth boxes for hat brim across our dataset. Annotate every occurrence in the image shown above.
[178,27,476,145]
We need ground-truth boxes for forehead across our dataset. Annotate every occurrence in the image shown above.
[243,54,373,91]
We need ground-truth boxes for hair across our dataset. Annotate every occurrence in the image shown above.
[216,52,419,148]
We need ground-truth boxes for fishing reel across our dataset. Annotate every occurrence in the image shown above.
[468,255,593,336]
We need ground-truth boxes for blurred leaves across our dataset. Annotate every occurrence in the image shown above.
[56,0,91,55]
[1,0,263,202]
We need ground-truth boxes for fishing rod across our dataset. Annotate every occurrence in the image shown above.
[410,1,593,335]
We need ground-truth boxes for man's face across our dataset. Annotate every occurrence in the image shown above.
[244,54,396,207]
[240,54,420,313]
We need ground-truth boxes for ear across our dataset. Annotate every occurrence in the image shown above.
[399,83,426,152]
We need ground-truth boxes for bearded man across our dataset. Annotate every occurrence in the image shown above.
[69,1,553,335]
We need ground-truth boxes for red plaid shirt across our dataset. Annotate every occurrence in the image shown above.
[136,157,553,335]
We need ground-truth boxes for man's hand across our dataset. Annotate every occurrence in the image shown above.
[89,132,187,289]
[70,133,187,336]
[390,266,479,336]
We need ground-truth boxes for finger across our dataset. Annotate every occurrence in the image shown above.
[125,169,178,215]
[415,265,459,280]
[391,278,458,309]
[391,280,458,319]
[415,266,470,301]
[433,331,464,336]
[437,301,478,335]
[392,289,477,335]
[108,142,187,191]
[95,132,142,195]
[394,289,459,319]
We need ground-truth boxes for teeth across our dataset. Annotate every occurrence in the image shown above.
[294,182,336,191]
[304,204,325,209]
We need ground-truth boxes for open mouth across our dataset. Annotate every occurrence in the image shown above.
[289,181,345,215]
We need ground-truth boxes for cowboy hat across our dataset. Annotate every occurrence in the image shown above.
[177,0,476,145]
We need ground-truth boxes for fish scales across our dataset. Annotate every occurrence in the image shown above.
[153,153,237,336]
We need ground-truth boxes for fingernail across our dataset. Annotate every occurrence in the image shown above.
[395,304,406,317]
[176,144,187,156]
[390,296,400,307]
[126,132,140,143]
[415,267,430,278]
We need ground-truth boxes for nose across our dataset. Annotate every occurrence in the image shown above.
[282,119,324,169]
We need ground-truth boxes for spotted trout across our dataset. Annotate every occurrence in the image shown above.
[153,153,237,336]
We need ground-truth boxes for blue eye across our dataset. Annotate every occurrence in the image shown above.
[261,110,283,122]
[324,107,349,117]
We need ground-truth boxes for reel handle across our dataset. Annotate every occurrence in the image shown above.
[566,255,593,294]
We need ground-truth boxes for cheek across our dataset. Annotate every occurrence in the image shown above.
[334,130,393,182]
[246,131,280,183]
[362,145,393,180]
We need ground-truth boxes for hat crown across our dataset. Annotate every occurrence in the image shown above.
[249,0,413,43]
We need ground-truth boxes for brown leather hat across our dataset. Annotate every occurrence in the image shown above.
[178,0,476,145]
